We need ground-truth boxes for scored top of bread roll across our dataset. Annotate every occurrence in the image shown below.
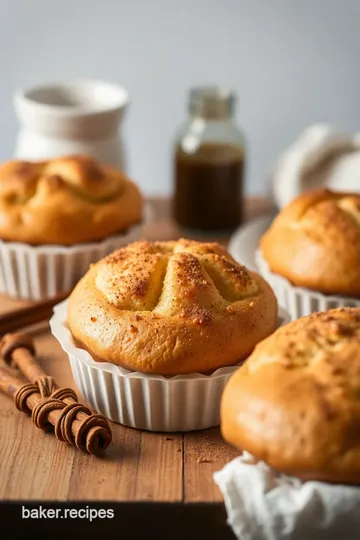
[0,155,143,245]
[260,188,360,297]
[67,238,278,375]
[221,307,360,484]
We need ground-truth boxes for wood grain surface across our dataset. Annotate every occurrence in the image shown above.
[0,197,271,502]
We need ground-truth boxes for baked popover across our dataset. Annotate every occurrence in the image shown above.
[67,239,278,375]
[260,188,360,297]
[0,154,143,245]
[221,307,360,484]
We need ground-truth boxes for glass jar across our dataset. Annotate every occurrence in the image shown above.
[172,86,246,234]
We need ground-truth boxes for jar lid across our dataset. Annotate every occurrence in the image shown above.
[188,86,235,119]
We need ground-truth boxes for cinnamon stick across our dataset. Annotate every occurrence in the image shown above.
[0,333,112,455]
[0,292,68,335]
[0,366,111,454]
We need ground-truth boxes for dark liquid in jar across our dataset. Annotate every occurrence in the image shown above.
[173,143,244,232]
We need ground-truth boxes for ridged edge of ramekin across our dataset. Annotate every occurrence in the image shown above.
[0,204,152,300]
[50,300,291,432]
[255,248,360,320]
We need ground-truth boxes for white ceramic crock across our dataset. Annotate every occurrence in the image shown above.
[13,79,129,170]
[50,301,291,432]
[255,249,360,320]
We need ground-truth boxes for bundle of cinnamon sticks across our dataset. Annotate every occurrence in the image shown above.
[0,294,112,455]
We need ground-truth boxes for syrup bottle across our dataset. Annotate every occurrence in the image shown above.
[173,87,246,234]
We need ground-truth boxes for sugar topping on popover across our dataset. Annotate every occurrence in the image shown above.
[221,307,360,484]
[260,188,360,296]
[0,155,143,245]
[67,239,278,375]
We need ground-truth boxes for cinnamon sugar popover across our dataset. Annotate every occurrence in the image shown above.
[256,188,360,319]
[0,155,143,299]
[0,154,143,245]
[221,307,360,484]
[67,239,278,375]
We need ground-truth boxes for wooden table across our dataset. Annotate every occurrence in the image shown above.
[0,197,271,538]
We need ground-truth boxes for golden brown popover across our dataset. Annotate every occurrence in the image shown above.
[0,155,143,245]
[221,307,360,484]
[67,239,278,375]
[260,188,360,297]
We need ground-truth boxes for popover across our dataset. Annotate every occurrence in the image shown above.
[0,154,143,245]
[221,307,360,484]
[260,188,360,297]
[67,238,278,375]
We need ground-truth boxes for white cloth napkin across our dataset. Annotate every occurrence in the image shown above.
[213,453,360,540]
[270,123,360,209]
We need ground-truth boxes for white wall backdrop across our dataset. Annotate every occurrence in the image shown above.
[0,0,360,196]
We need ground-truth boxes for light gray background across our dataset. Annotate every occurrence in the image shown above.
[1,0,359,196]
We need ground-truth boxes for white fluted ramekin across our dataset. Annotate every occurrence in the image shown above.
[255,249,360,320]
[50,300,290,432]
[0,204,152,300]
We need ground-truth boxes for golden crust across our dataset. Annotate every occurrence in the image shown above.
[221,307,360,484]
[260,188,360,296]
[67,239,278,375]
[0,155,143,245]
